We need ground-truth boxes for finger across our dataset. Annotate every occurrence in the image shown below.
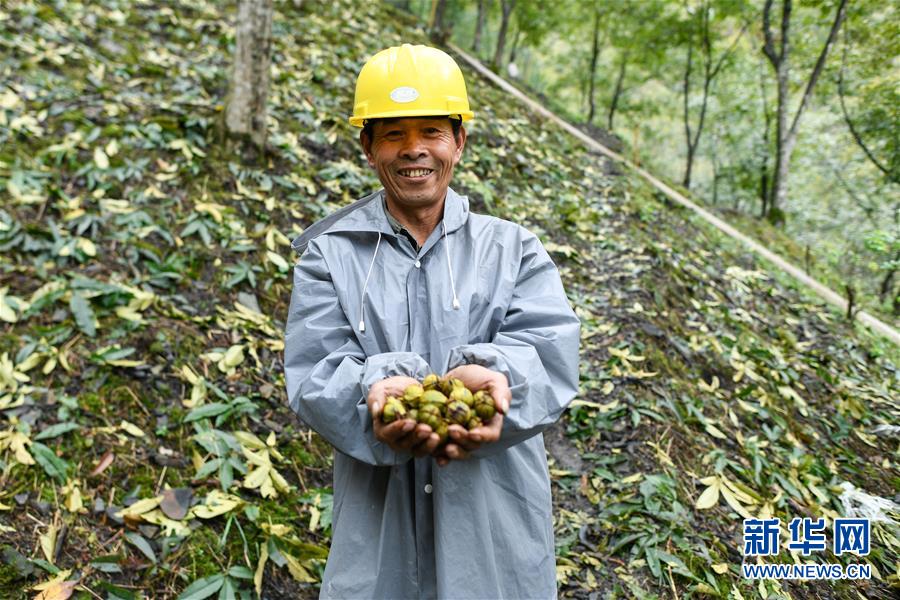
[490,380,511,415]
[411,433,440,458]
[448,425,481,452]
[444,443,470,461]
[436,455,450,467]
[470,414,503,443]
[404,424,433,450]
[369,399,382,419]
[390,422,425,450]
[375,418,415,444]
[447,424,468,441]
[368,391,386,418]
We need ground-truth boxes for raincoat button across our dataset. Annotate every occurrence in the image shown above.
[414,260,421,268]
[424,484,432,494]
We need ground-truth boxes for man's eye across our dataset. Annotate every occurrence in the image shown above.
[384,130,402,138]
[424,128,440,134]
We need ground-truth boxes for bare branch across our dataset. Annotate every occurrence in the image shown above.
[824,158,878,226]
[762,0,779,65]
[787,0,848,140]
[779,0,791,64]
[838,26,892,178]
[711,21,749,80]
[683,42,693,149]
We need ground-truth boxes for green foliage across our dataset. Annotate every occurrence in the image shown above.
[448,0,899,322]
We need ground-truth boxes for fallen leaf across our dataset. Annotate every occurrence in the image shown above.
[696,481,720,510]
[89,450,114,477]
[160,487,193,521]
[118,420,144,438]
[93,147,109,169]
[255,541,269,596]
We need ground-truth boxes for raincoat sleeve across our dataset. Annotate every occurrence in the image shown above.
[444,229,580,457]
[284,239,431,466]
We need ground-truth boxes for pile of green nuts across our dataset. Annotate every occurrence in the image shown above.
[381,374,497,442]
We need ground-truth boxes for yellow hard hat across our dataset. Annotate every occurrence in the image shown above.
[349,44,474,127]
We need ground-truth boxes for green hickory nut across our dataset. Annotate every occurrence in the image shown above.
[417,404,442,429]
[473,391,496,420]
[437,377,456,396]
[381,397,407,423]
[422,373,440,391]
[422,389,448,408]
[403,384,425,406]
[447,400,472,426]
[434,421,449,443]
[449,386,474,407]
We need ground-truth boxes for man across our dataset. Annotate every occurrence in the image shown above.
[284,44,580,598]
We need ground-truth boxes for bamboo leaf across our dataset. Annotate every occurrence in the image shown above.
[695,481,720,510]
[68,292,96,337]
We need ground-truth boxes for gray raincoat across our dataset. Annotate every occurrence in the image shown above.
[284,187,580,599]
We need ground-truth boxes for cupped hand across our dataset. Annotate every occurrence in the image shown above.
[368,376,441,457]
[433,364,510,466]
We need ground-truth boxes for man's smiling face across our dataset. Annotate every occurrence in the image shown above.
[360,117,466,210]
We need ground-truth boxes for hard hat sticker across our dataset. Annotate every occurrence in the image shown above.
[389,86,419,103]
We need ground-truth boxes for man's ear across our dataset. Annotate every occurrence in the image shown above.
[359,129,376,168]
[453,125,467,164]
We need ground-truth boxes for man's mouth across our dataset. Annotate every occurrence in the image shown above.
[397,168,433,178]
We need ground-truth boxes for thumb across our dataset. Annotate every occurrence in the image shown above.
[369,391,384,417]
[495,386,511,415]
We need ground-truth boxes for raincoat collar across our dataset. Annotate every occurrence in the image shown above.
[291,186,469,255]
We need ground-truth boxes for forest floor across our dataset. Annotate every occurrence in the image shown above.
[1,1,898,599]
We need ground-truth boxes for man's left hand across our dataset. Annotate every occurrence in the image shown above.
[434,364,510,466]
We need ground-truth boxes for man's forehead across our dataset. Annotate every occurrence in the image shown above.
[371,116,454,129]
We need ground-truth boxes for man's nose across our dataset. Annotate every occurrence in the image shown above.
[399,132,427,160]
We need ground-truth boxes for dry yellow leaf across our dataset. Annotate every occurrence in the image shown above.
[40,525,57,564]
[255,541,269,597]
[695,481,720,510]
[118,420,144,438]
[93,147,109,169]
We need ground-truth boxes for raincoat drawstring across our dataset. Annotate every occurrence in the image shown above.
[359,224,459,333]
[442,220,460,310]
[358,231,382,332]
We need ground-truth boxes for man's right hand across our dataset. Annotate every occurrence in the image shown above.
[367,376,442,458]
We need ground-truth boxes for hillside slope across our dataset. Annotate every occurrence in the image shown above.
[1,1,897,598]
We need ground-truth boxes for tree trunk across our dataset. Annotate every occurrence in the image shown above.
[225,0,274,150]
[879,264,898,306]
[683,3,744,191]
[587,8,601,124]
[607,51,628,130]
[682,42,695,189]
[758,58,771,218]
[431,0,448,36]
[472,0,485,54]
[763,0,848,223]
[711,128,720,204]
[509,27,522,64]
[492,0,515,72]
[769,45,791,223]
